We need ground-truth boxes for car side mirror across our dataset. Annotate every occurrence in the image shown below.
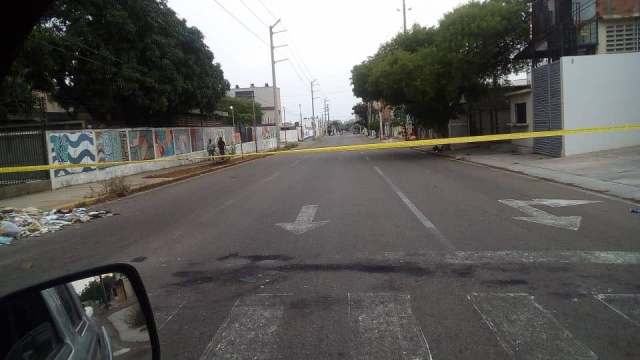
[0,264,160,360]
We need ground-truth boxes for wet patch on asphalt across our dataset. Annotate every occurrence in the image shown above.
[217,252,294,263]
[481,278,529,287]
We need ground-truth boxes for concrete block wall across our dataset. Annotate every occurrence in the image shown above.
[46,125,278,189]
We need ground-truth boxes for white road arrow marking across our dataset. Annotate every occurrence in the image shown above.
[499,199,601,231]
[276,205,329,235]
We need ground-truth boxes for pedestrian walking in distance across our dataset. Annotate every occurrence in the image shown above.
[217,137,226,157]
[207,139,216,158]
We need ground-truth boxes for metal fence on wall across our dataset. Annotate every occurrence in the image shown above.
[0,129,50,185]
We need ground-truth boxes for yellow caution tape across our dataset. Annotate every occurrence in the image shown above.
[1,124,639,174]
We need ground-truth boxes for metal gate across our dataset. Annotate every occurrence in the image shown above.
[0,129,50,185]
[533,62,563,157]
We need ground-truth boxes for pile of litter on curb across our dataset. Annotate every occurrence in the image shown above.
[0,207,115,245]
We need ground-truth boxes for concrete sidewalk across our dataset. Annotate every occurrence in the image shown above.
[422,145,640,203]
[0,158,255,210]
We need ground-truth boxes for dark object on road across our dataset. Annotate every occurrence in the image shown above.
[217,137,226,156]
[632,208,640,215]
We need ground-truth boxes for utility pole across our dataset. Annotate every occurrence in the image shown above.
[367,102,372,137]
[269,19,288,149]
[252,92,258,152]
[230,105,242,158]
[379,104,384,141]
[311,80,318,139]
[402,0,407,33]
[299,103,303,141]
[323,98,328,136]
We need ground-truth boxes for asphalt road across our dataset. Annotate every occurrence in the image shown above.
[2,134,640,359]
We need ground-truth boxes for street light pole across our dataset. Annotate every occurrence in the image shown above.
[230,105,242,158]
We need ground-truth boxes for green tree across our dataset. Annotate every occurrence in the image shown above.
[351,0,528,136]
[79,276,115,304]
[1,0,229,125]
[217,97,263,126]
[352,102,369,128]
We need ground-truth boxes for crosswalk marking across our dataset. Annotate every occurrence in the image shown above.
[199,294,289,360]
[596,294,640,327]
[199,291,640,359]
[468,293,597,360]
[348,293,432,360]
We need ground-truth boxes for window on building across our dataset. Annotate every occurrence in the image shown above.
[605,20,640,53]
[515,103,527,124]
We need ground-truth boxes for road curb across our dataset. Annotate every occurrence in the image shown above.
[56,156,266,210]
[412,147,640,205]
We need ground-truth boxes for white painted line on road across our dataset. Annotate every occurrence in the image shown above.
[348,293,433,360]
[499,199,601,231]
[261,171,280,183]
[468,293,597,360]
[199,294,288,360]
[289,159,302,168]
[159,300,187,330]
[596,294,640,327]
[276,205,329,235]
[377,250,640,265]
[374,166,455,251]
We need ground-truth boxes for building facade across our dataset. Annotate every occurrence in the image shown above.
[516,0,639,64]
[227,84,282,126]
[506,0,639,157]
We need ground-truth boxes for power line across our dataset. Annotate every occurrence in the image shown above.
[212,0,268,46]
[56,36,124,64]
[290,42,314,80]
[40,41,111,67]
[253,0,314,83]
[287,60,308,86]
[238,0,268,27]
[255,0,278,21]
[286,43,312,82]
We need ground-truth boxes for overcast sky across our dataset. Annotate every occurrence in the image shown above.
[167,0,468,123]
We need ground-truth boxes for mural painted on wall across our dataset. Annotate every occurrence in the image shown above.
[173,129,192,155]
[260,126,278,140]
[96,130,129,163]
[128,130,154,161]
[204,127,234,146]
[154,129,175,158]
[49,131,97,178]
[190,128,204,152]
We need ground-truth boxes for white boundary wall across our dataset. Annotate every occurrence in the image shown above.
[561,53,640,156]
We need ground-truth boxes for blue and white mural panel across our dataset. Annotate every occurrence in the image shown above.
[48,131,97,178]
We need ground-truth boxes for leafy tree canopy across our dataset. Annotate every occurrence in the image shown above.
[352,102,369,127]
[217,97,263,126]
[1,0,229,125]
[351,0,528,135]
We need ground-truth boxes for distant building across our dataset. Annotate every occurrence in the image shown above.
[227,83,282,125]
